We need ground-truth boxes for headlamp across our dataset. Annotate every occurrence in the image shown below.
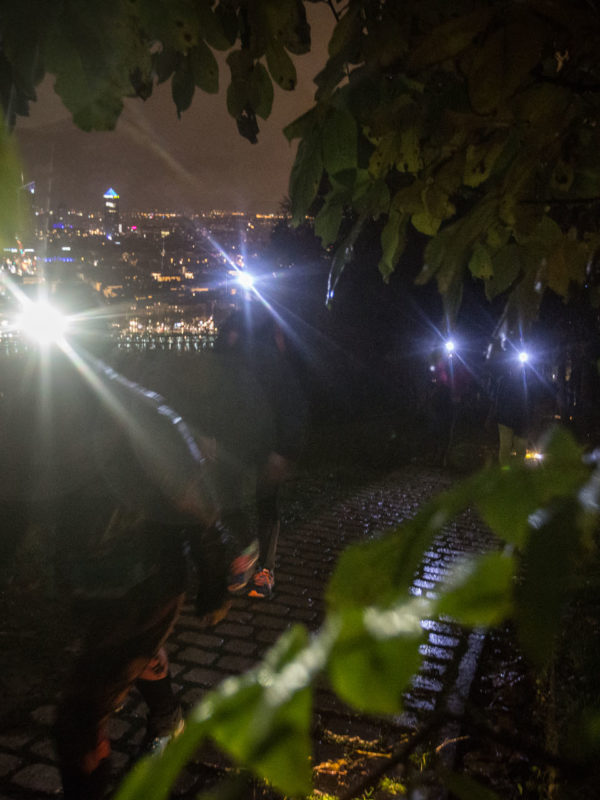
[518,350,529,364]
[237,271,254,290]
[17,300,68,345]
[445,339,456,355]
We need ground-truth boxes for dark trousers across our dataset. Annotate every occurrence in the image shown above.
[212,451,280,569]
[55,574,185,800]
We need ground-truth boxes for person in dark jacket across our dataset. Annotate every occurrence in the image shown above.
[1,281,256,800]
[206,304,308,599]
[495,362,530,466]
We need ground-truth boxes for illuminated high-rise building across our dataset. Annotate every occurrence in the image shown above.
[103,188,120,237]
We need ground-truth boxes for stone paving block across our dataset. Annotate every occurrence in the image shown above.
[222,638,259,656]
[0,752,20,777]
[421,619,457,635]
[176,631,225,648]
[252,613,292,631]
[275,592,313,609]
[169,660,186,677]
[182,667,227,686]
[428,632,461,648]
[403,692,438,713]
[221,608,254,625]
[176,613,219,630]
[178,647,219,666]
[181,687,207,707]
[0,732,33,750]
[249,601,290,617]
[288,607,319,623]
[216,655,256,674]
[255,628,284,644]
[419,644,454,661]
[29,738,56,760]
[30,705,56,727]
[12,761,63,793]
[411,674,444,693]
[211,622,254,639]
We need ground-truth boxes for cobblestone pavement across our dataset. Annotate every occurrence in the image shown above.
[0,466,497,799]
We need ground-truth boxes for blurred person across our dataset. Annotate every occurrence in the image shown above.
[0,281,257,800]
[494,361,530,466]
[205,304,308,599]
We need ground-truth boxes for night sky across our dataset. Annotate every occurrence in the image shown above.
[14,5,333,215]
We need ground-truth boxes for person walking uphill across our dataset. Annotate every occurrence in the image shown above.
[1,281,257,800]
[494,361,531,466]
[206,304,308,600]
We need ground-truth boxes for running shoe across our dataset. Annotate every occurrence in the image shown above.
[248,567,274,599]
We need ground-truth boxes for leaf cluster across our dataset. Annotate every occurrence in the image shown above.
[283,0,600,322]
[0,0,309,135]
[113,427,600,800]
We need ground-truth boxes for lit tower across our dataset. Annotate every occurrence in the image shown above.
[103,188,120,237]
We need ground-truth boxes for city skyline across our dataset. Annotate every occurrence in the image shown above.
[14,5,333,216]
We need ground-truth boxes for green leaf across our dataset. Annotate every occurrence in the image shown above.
[171,63,195,116]
[438,552,516,627]
[328,603,425,714]
[322,106,358,176]
[412,209,442,236]
[485,244,520,300]
[283,107,319,142]
[469,242,493,280]
[467,19,544,114]
[353,178,390,219]
[189,39,219,94]
[197,0,235,50]
[0,125,28,246]
[544,235,587,297]
[314,191,345,247]
[407,7,494,70]
[464,135,508,188]
[328,5,361,58]
[326,488,469,613]
[289,128,323,224]
[472,427,588,548]
[249,62,274,120]
[369,125,422,178]
[515,499,583,667]
[379,209,408,282]
[43,1,152,130]
[260,0,311,56]
[266,43,296,91]
[226,48,254,118]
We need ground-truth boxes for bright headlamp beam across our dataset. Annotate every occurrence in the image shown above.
[17,301,68,345]
[518,350,529,363]
[237,271,254,290]
[445,339,455,354]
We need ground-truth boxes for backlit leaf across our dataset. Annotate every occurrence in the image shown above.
[439,552,516,627]
[322,106,358,176]
[266,43,296,91]
[407,7,494,70]
[289,128,323,224]
[190,39,219,93]
[328,605,425,713]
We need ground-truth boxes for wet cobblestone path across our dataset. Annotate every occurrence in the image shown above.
[0,466,499,799]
